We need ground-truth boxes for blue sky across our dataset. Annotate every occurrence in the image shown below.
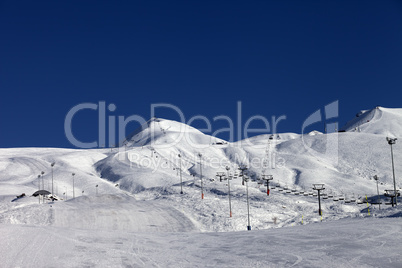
[1,0,401,148]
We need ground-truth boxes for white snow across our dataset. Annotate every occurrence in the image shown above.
[341,106,402,137]
[1,109,402,267]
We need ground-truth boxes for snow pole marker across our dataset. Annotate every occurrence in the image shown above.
[301,215,303,224]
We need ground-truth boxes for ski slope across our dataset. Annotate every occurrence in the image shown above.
[0,216,401,267]
[1,107,402,267]
[0,194,195,232]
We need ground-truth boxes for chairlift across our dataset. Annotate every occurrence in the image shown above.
[344,200,351,204]
[286,190,291,193]
[291,189,296,192]
[294,192,300,195]
[333,197,339,201]
[278,188,284,192]
[303,192,309,196]
[339,197,345,200]
[323,195,328,200]
[357,200,363,204]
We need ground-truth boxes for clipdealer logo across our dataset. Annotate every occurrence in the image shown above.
[64,101,286,149]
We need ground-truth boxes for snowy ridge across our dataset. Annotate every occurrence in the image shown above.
[122,117,226,147]
[341,106,402,137]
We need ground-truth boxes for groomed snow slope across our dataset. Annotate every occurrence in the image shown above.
[1,214,401,267]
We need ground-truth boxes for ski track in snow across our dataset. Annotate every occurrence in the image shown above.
[2,217,401,267]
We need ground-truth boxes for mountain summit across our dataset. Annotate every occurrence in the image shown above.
[122,117,226,147]
[341,107,402,137]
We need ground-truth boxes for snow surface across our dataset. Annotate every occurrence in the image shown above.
[1,216,401,267]
[1,109,402,267]
[341,106,402,137]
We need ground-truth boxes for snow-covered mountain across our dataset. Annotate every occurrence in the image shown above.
[95,110,402,198]
[341,106,402,137]
[1,107,402,267]
[122,117,227,147]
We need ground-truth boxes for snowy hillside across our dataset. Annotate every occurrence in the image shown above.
[341,106,402,137]
[1,109,402,267]
[122,117,227,147]
[97,115,402,204]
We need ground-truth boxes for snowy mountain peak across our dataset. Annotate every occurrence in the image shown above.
[341,106,402,137]
[122,117,225,147]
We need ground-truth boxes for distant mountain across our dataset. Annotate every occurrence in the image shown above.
[121,117,226,147]
[341,107,402,138]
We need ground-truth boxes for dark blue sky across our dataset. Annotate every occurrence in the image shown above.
[1,0,402,148]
